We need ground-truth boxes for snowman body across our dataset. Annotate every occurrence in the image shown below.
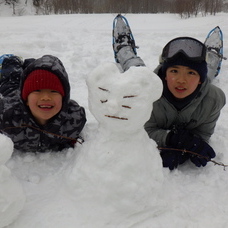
[68,63,163,215]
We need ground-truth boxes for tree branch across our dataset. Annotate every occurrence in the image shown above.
[158,147,228,170]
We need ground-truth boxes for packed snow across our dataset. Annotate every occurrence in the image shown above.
[0,13,228,227]
[0,135,25,228]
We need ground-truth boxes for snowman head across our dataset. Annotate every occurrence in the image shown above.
[87,63,162,134]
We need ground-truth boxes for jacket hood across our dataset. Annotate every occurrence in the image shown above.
[20,55,70,110]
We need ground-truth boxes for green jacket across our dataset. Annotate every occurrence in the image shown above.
[144,79,226,147]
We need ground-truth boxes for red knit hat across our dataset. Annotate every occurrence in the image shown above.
[22,69,65,100]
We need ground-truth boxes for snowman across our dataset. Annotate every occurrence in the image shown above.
[66,63,163,223]
[0,134,25,228]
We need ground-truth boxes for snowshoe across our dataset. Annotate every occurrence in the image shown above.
[112,14,138,63]
[204,26,227,81]
[0,54,14,79]
[0,55,23,96]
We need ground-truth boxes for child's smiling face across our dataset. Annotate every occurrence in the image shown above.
[165,65,201,99]
[27,89,63,125]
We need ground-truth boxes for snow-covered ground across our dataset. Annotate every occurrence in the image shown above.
[0,13,228,227]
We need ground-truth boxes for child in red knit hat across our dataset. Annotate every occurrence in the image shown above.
[22,69,65,125]
[0,55,86,152]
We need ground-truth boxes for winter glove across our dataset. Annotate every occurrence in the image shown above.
[166,129,216,167]
[166,129,195,149]
[189,141,216,167]
[160,147,190,170]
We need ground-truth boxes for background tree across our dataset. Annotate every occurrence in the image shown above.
[5,0,19,14]
[31,0,226,15]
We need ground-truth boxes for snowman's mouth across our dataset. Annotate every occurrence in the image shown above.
[105,115,128,120]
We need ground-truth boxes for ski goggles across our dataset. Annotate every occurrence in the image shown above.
[161,37,207,62]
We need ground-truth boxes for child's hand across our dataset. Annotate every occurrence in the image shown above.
[160,148,190,170]
[166,129,195,149]
[189,141,216,167]
[166,129,216,167]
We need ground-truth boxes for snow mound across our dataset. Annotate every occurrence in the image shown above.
[0,135,25,228]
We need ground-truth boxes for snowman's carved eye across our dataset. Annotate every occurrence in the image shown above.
[123,95,137,98]
[98,87,109,103]
[101,100,108,103]
[122,95,137,109]
[98,87,109,92]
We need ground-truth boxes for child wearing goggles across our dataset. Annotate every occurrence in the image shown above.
[145,38,225,170]
[113,15,226,170]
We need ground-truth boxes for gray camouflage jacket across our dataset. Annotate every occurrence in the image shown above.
[0,55,86,152]
[144,78,226,148]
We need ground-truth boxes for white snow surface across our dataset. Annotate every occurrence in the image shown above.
[0,13,227,227]
[0,135,25,228]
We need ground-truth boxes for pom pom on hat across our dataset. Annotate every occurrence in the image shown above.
[162,55,208,83]
[22,69,65,100]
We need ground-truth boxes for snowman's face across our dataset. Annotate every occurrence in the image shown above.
[98,86,136,121]
[87,63,162,133]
